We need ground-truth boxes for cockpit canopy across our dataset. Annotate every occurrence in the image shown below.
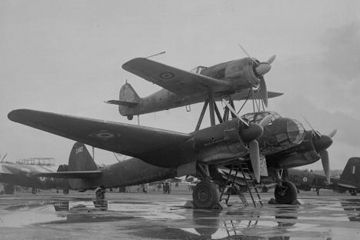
[241,111,281,125]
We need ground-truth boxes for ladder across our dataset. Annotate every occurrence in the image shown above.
[219,162,263,207]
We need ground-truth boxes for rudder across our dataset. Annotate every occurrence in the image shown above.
[68,142,98,171]
[340,157,360,185]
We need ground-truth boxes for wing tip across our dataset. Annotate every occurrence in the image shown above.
[122,57,147,70]
[8,109,30,122]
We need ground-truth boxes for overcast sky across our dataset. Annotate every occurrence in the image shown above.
[1,0,359,171]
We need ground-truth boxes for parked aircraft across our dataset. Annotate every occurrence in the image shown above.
[334,157,360,195]
[0,159,68,194]
[107,55,281,120]
[288,157,360,196]
[8,109,334,207]
[35,141,177,199]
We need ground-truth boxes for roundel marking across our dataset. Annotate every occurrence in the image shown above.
[303,177,308,182]
[91,130,116,141]
[159,72,175,80]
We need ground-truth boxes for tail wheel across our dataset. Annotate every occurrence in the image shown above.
[275,180,297,204]
[349,190,357,196]
[192,180,219,209]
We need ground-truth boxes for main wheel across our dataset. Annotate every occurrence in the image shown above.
[274,180,297,204]
[95,188,106,200]
[192,180,219,209]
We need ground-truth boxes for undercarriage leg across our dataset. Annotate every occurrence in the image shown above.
[191,163,222,209]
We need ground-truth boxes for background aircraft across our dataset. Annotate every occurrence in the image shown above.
[106,55,281,120]
[8,109,334,207]
[36,141,177,199]
[287,157,360,196]
[0,157,68,194]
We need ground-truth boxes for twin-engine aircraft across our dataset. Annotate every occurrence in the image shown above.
[0,158,68,194]
[107,55,281,120]
[8,109,333,207]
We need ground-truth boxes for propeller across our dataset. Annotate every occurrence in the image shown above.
[328,129,337,138]
[304,118,336,184]
[249,140,261,183]
[222,99,263,183]
[319,150,330,184]
[1,153,8,163]
[238,44,276,107]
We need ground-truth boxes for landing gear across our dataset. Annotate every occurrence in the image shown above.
[274,180,298,204]
[349,189,357,196]
[31,187,37,194]
[192,180,220,209]
[127,115,133,120]
[63,188,69,194]
[95,187,106,200]
[94,187,108,210]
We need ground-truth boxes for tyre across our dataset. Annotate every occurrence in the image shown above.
[274,181,297,204]
[192,180,219,209]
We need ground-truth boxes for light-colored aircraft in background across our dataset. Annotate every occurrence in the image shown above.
[107,54,281,120]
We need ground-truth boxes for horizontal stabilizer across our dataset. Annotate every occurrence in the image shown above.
[34,170,102,179]
[231,90,283,101]
[106,100,138,107]
[337,183,358,189]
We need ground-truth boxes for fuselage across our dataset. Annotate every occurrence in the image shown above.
[117,57,265,117]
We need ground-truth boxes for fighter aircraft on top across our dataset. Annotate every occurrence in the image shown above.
[8,109,334,208]
[106,53,281,120]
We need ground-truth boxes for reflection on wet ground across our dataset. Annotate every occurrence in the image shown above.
[0,191,360,239]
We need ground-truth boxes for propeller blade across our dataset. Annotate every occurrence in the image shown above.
[319,150,330,184]
[267,55,276,64]
[1,153,7,162]
[259,77,268,107]
[238,44,253,59]
[249,140,261,183]
[328,129,337,138]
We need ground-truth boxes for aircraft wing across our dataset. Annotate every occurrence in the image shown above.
[122,58,231,95]
[8,109,191,161]
[34,171,102,179]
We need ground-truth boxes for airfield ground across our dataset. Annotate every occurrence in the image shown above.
[0,190,359,239]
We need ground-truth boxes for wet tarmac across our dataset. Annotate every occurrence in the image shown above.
[0,190,360,239]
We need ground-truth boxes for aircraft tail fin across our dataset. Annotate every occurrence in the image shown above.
[340,157,360,185]
[68,142,98,171]
[106,82,140,116]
